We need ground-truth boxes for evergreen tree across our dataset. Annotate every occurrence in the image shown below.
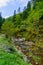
[22,6,28,20]
[23,6,27,11]
[0,12,5,29]
[31,0,36,9]
[27,1,31,11]
[18,7,20,13]
[13,10,16,22]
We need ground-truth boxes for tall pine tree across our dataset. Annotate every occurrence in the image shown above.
[13,10,16,22]
[27,1,31,11]
[0,12,5,29]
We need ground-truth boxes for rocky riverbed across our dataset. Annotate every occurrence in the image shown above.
[12,38,43,65]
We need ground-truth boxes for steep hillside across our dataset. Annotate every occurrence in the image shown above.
[1,1,43,65]
[5,1,43,42]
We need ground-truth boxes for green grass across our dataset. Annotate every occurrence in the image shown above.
[0,35,32,65]
[0,51,32,65]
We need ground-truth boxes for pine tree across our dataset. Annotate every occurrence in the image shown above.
[22,6,28,20]
[13,10,16,22]
[32,0,36,9]
[0,12,5,29]
[27,1,31,11]
[18,7,20,13]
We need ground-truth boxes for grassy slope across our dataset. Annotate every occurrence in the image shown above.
[1,1,43,65]
[0,35,32,65]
